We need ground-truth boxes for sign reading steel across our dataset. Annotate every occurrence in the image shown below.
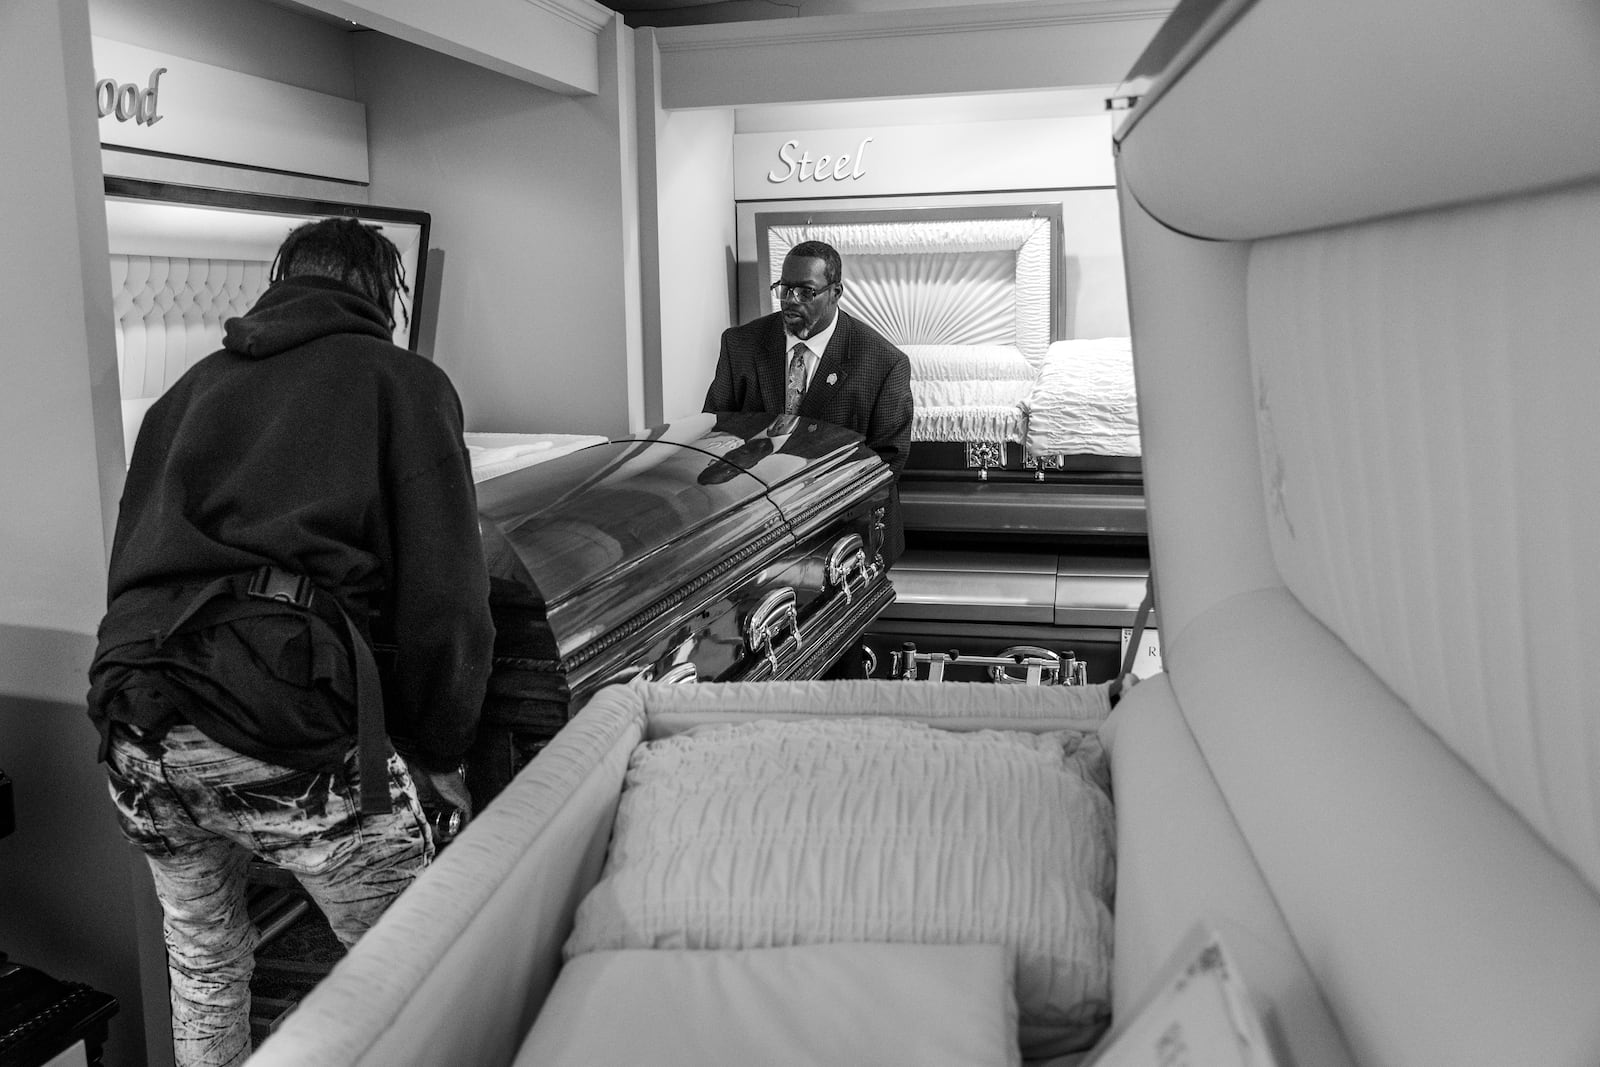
[767,137,873,184]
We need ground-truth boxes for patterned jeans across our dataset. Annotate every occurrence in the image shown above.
[105,723,433,1067]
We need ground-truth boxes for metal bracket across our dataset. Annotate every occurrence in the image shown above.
[890,642,1087,686]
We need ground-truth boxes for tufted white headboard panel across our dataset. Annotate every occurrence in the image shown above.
[1247,180,1600,894]
[103,188,429,458]
[111,254,271,400]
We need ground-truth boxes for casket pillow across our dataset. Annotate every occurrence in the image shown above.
[517,942,1021,1066]
[1024,337,1141,457]
[564,717,1115,1057]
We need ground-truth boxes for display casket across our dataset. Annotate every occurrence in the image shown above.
[465,411,896,795]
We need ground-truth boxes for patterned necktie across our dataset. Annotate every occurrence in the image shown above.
[785,343,809,415]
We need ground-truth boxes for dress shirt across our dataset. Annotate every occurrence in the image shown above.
[784,313,838,395]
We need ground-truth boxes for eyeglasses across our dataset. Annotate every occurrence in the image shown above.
[770,281,838,304]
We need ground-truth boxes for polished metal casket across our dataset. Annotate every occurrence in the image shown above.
[468,411,896,792]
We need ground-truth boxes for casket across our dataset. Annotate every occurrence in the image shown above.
[466,411,896,795]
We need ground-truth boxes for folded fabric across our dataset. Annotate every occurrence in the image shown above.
[516,942,1022,1067]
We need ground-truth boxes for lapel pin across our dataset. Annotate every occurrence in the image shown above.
[826,372,838,386]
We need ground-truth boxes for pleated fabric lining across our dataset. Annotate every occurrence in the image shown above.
[566,716,1115,1057]
[1246,180,1600,896]
[769,217,1053,363]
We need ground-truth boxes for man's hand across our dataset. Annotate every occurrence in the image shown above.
[404,759,472,821]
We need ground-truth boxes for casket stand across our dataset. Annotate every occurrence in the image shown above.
[434,411,896,804]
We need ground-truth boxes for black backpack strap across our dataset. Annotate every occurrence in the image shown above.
[153,574,239,649]
[332,599,392,817]
[158,567,393,816]
[1108,570,1156,708]
[1120,570,1156,681]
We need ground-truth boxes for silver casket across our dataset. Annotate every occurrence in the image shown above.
[465,411,896,797]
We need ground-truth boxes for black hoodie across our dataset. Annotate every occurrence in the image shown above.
[92,276,494,772]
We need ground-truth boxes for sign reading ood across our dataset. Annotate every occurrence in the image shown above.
[92,37,368,184]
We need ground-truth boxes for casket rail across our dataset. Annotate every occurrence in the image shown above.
[456,412,896,799]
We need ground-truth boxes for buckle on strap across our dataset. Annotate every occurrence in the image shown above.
[247,566,315,609]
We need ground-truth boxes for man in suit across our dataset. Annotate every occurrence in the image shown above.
[704,240,914,565]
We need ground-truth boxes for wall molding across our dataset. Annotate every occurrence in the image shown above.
[652,0,1172,109]
[656,0,1172,52]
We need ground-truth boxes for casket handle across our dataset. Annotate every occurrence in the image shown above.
[825,534,869,603]
[655,661,699,685]
[989,646,1063,686]
[744,587,802,672]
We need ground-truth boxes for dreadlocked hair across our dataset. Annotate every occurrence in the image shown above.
[271,216,411,333]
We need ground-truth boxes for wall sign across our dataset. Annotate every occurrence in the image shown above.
[92,37,368,184]
[766,137,873,184]
[1120,627,1163,680]
[96,67,166,126]
[735,116,1115,201]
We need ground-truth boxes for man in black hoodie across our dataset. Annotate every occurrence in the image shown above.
[87,218,494,1067]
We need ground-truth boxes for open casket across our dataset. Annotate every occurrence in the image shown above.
[758,209,1149,681]
[759,209,1141,498]
[461,410,897,796]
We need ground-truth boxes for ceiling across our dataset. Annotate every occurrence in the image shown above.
[267,0,999,29]
[262,0,1136,128]
[599,0,995,29]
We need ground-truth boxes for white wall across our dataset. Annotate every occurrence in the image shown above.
[1,3,157,1065]
[355,25,642,435]
[653,2,1168,109]
[94,0,370,202]
[655,107,737,421]
[91,0,358,95]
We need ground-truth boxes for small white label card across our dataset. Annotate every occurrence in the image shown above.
[1119,627,1163,679]
[1084,926,1282,1067]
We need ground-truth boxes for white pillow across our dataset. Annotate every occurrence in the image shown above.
[565,717,1115,1057]
[516,943,1021,1067]
[1024,338,1141,456]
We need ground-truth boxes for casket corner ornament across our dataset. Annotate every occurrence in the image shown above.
[467,411,897,793]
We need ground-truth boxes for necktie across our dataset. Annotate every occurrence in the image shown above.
[785,343,809,414]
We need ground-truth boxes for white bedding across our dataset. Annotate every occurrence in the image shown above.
[566,714,1116,1057]
[516,943,1021,1067]
[903,343,1035,444]
[901,339,1141,457]
[1024,338,1140,457]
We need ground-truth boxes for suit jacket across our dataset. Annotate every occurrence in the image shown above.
[704,310,913,564]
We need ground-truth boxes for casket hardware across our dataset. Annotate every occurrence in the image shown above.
[990,645,1060,686]
[744,587,802,671]
[654,661,699,685]
[890,642,1087,686]
[825,534,869,604]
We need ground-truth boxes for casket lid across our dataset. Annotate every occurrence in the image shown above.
[475,413,889,663]
[611,412,887,542]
